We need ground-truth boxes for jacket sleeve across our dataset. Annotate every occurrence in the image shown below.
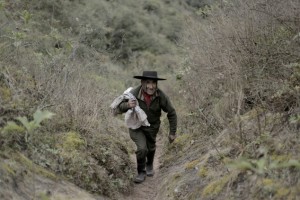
[114,101,130,114]
[160,92,177,134]
[112,88,138,115]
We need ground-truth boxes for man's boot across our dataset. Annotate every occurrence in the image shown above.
[146,150,155,177]
[134,158,146,183]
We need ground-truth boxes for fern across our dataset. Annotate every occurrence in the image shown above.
[16,109,55,143]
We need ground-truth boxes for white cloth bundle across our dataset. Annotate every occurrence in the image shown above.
[110,87,150,129]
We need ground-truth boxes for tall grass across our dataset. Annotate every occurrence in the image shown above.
[182,0,299,134]
[159,1,300,199]
[0,0,134,197]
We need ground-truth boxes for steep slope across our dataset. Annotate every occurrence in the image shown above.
[0,0,192,199]
[0,151,108,200]
[1,0,298,199]
[156,0,300,199]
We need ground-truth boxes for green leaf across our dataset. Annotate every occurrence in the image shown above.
[7,121,17,126]
[269,160,280,169]
[227,159,255,171]
[2,121,25,134]
[255,158,267,174]
[278,160,300,169]
[33,109,55,126]
[16,116,31,131]
[21,10,32,24]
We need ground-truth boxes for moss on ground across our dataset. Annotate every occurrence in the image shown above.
[62,131,85,152]
[202,174,231,198]
[198,166,208,178]
[184,159,199,170]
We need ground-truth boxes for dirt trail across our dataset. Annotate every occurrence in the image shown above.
[123,135,164,200]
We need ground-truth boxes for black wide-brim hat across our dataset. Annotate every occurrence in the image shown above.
[133,71,166,80]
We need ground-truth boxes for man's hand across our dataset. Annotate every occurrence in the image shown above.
[127,99,137,108]
[168,134,176,143]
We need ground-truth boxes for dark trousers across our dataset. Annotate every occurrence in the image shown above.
[129,126,158,173]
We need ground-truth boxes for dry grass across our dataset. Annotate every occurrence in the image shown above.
[159,0,300,199]
[0,0,299,199]
[181,0,299,135]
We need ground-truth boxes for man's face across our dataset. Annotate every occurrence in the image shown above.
[141,79,157,95]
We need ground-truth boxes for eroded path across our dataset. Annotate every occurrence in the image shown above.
[123,135,164,200]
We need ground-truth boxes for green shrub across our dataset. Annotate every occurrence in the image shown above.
[1,121,26,149]
[160,15,183,42]
[80,27,111,52]
[143,0,162,14]
[62,131,85,152]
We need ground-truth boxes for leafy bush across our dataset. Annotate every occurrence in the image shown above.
[80,27,111,52]
[143,0,161,14]
[109,12,168,60]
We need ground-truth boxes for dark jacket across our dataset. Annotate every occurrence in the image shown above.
[117,86,177,134]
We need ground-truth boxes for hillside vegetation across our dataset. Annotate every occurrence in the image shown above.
[0,0,299,200]
[159,0,300,199]
[0,0,189,199]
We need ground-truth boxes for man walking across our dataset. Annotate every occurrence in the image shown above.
[116,71,177,183]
